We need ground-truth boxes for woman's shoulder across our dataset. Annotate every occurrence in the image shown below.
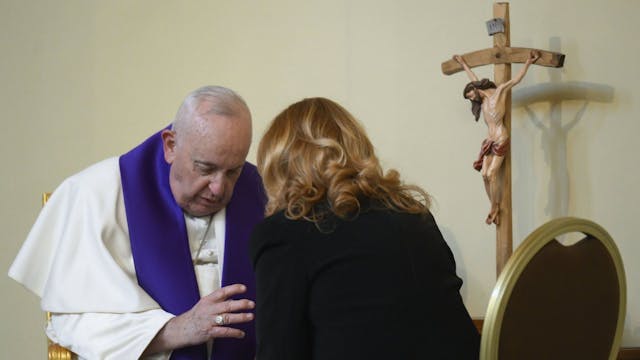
[249,210,314,265]
[251,211,310,245]
[254,210,300,232]
[364,206,436,228]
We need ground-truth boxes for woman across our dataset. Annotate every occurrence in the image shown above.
[250,97,480,359]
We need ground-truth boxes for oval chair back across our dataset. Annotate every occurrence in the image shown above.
[480,217,626,360]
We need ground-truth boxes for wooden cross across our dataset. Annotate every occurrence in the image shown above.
[441,2,565,276]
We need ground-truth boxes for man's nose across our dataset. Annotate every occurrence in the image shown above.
[208,175,225,196]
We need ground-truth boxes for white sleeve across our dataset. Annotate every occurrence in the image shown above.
[9,158,161,313]
[48,309,175,360]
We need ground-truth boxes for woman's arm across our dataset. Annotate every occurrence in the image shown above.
[250,222,312,360]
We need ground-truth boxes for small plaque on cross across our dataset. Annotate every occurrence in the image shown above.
[486,18,505,36]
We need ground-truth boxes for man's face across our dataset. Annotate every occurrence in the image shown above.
[163,112,251,217]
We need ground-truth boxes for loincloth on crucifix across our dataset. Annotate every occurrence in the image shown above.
[473,138,510,171]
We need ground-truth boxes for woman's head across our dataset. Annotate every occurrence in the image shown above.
[257,97,429,223]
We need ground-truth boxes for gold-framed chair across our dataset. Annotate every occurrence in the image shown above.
[480,217,626,360]
[42,192,76,360]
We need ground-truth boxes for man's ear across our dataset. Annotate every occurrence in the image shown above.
[161,129,177,164]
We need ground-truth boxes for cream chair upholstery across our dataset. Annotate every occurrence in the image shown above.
[480,217,626,360]
[42,192,76,360]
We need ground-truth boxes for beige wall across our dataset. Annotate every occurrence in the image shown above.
[2,0,638,357]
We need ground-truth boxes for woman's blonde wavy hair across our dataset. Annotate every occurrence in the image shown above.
[257,97,430,223]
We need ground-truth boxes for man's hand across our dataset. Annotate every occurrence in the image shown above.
[143,284,255,356]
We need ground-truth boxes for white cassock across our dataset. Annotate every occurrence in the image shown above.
[9,157,225,360]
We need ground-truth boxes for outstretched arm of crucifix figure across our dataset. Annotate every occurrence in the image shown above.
[454,51,540,87]
[491,51,540,106]
[501,50,540,91]
[453,54,479,82]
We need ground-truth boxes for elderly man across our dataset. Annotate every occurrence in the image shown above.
[9,86,265,359]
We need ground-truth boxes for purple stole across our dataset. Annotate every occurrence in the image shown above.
[119,129,265,360]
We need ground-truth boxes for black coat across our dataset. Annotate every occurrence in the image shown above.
[250,206,480,360]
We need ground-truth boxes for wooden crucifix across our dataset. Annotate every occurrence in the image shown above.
[441,2,565,276]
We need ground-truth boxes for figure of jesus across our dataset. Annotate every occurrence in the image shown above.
[454,50,540,225]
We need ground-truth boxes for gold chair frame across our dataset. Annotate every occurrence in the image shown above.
[480,217,627,360]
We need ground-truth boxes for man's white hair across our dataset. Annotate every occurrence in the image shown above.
[172,85,251,135]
